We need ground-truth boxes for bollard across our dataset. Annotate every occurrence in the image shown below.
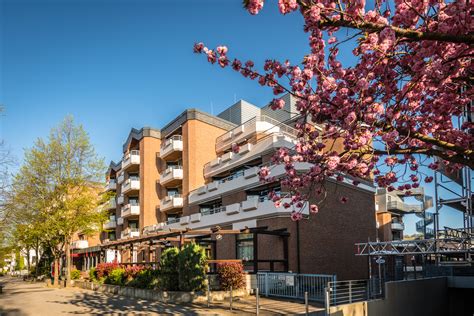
[324,287,330,316]
[229,286,233,311]
[305,291,309,315]
[207,280,210,308]
[256,287,260,315]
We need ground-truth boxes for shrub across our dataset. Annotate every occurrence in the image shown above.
[95,262,119,279]
[217,262,246,291]
[71,269,81,280]
[178,243,207,292]
[123,265,145,282]
[89,268,97,281]
[127,269,160,289]
[159,247,180,291]
[104,268,125,286]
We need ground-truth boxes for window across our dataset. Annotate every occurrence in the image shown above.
[108,232,116,241]
[236,233,254,270]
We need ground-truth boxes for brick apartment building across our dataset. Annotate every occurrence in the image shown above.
[74,94,383,280]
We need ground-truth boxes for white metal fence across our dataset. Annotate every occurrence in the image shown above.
[326,278,385,307]
[257,272,336,302]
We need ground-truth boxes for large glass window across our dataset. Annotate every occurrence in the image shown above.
[236,234,254,270]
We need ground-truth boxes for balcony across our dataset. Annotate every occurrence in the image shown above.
[160,166,183,186]
[105,179,117,191]
[103,220,117,230]
[215,116,298,154]
[387,200,423,213]
[121,228,139,239]
[121,202,140,218]
[160,135,183,160]
[204,132,298,178]
[122,150,140,170]
[122,177,140,194]
[189,163,311,204]
[117,171,125,184]
[117,195,124,205]
[71,240,89,249]
[107,197,117,210]
[117,217,124,225]
[391,222,405,231]
[161,195,183,212]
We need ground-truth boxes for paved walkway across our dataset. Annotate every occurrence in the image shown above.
[0,276,324,315]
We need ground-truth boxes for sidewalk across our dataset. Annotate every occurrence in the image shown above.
[0,276,325,315]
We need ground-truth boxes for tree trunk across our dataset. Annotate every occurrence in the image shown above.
[34,240,40,278]
[53,258,59,287]
[26,247,31,277]
[65,241,71,287]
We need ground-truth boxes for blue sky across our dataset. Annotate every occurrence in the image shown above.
[0,0,464,234]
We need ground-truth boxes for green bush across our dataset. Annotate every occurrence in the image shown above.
[159,247,180,291]
[217,262,246,290]
[104,268,125,286]
[89,268,97,281]
[71,269,81,280]
[178,243,207,292]
[127,269,160,289]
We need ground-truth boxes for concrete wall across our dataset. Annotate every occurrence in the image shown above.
[329,277,448,316]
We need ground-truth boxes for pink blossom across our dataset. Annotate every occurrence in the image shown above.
[278,0,298,14]
[271,98,285,110]
[310,204,319,214]
[247,0,264,15]
[326,155,340,170]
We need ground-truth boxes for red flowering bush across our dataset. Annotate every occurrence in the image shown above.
[123,265,145,281]
[95,262,119,279]
[217,262,246,291]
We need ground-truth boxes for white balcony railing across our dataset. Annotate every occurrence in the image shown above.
[121,202,140,218]
[160,135,183,159]
[160,166,183,186]
[117,171,125,184]
[71,240,89,249]
[204,132,298,178]
[122,178,140,194]
[121,228,140,239]
[391,222,405,231]
[387,200,423,213]
[161,195,183,212]
[103,220,117,230]
[105,179,117,191]
[117,217,124,225]
[215,116,299,153]
[189,163,311,205]
[157,194,307,231]
[122,150,140,170]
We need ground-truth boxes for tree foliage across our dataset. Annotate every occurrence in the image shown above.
[195,0,473,216]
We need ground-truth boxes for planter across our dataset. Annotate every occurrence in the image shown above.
[73,280,249,303]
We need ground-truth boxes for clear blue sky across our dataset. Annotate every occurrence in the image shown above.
[0,0,464,234]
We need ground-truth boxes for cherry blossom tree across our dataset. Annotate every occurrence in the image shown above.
[194,0,473,217]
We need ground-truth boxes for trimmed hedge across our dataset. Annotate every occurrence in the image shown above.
[217,262,246,290]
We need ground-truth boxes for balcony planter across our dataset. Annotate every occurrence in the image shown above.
[207,181,219,192]
[190,213,201,223]
[221,152,233,162]
[179,216,190,226]
[243,167,258,179]
[241,198,258,212]
[239,143,252,154]
[210,158,220,167]
[226,203,240,215]
[197,186,207,195]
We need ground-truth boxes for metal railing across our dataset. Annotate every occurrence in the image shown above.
[161,135,182,149]
[200,206,226,216]
[257,272,336,303]
[326,278,384,307]
[166,217,180,225]
[215,115,298,148]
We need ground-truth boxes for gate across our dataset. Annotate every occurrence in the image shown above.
[257,272,336,302]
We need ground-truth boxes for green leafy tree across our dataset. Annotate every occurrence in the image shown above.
[160,247,180,291]
[5,116,106,286]
[178,243,207,292]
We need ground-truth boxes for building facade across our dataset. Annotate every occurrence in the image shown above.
[95,95,378,280]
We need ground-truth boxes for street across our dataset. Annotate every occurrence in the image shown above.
[0,277,324,315]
